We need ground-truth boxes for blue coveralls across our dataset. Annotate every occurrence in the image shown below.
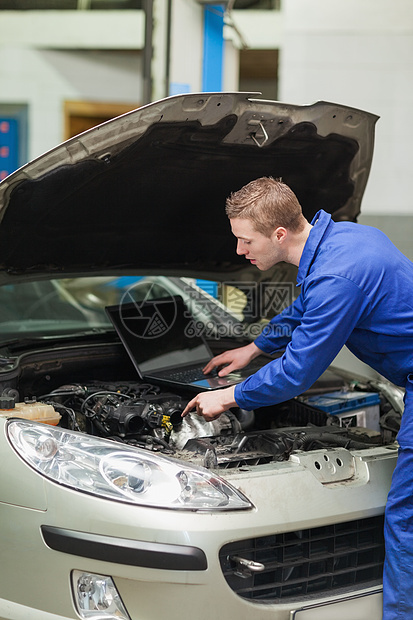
[233,210,413,619]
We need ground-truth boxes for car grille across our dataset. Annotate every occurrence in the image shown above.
[219,515,385,602]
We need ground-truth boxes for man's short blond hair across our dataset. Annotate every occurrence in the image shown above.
[225,177,306,237]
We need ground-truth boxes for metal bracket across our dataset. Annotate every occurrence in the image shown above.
[289,448,355,484]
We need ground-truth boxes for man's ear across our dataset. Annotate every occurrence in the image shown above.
[272,227,288,243]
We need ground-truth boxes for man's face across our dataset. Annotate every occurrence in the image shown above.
[230,218,284,271]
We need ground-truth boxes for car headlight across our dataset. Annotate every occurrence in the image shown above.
[7,420,252,511]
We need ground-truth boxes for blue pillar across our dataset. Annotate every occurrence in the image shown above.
[199,4,225,298]
[202,4,225,92]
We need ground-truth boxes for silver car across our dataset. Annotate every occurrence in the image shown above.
[0,93,402,620]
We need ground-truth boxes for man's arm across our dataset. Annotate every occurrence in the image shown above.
[202,295,306,377]
[181,297,305,420]
[253,293,305,354]
[235,275,370,411]
[184,275,370,421]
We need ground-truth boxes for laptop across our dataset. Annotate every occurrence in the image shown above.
[105,295,268,391]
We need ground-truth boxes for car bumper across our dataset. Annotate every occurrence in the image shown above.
[0,421,396,620]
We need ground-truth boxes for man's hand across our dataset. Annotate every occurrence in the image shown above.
[181,386,237,422]
[202,342,262,377]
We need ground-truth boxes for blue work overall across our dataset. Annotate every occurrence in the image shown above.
[233,210,413,619]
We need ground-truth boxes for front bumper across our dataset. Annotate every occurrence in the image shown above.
[0,420,396,620]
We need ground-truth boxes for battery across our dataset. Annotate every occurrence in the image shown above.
[305,391,381,432]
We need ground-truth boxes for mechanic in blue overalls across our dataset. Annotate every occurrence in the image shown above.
[182,177,413,619]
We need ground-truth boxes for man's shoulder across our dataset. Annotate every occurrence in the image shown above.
[309,219,411,286]
[325,218,393,256]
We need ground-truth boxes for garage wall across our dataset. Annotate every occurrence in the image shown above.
[1,1,413,259]
[0,48,142,161]
[279,0,413,222]
[0,10,144,161]
[0,4,244,163]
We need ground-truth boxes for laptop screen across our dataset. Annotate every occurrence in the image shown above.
[105,296,212,375]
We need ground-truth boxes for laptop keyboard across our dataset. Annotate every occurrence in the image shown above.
[166,365,216,382]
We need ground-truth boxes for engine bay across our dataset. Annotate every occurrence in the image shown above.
[1,377,400,471]
[0,336,402,470]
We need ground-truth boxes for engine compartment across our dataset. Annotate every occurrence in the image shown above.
[0,340,401,470]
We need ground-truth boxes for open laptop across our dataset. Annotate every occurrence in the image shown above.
[105,295,268,391]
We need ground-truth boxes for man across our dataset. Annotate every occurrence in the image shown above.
[181,177,413,620]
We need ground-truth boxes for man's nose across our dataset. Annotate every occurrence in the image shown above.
[236,240,246,255]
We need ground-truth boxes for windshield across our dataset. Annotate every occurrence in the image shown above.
[0,276,267,343]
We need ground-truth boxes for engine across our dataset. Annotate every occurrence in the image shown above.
[7,378,393,470]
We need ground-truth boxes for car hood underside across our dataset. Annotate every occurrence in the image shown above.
[0,93,378,284]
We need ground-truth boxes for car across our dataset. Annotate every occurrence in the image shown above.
[0,92,404,620]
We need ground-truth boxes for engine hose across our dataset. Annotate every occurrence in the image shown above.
[91,416,111,437]
[294,432,375,452]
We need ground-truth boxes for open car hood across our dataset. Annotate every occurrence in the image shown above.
[0,93,378,284]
